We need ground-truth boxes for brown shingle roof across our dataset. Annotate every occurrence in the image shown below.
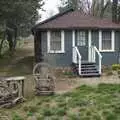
[34,10,120,30]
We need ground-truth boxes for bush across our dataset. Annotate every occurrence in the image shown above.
[112,64,120,71]
[23,105,38,113]
[43,108,54,116]
[118,70,120,78]
[12,114,24,120]
[117,70,120,75]
[55,107,66,116]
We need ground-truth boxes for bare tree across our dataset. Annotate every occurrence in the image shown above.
[59,0,111,18]
[112,0,118,22]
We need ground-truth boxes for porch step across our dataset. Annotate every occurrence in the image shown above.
[72,62,101,77]
[80,73,100,77]
[81,61,96,65]
[81,67,97,71]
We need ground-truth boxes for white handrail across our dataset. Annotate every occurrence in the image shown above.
[93,46,102,74]
[93,46,102,58]
[73,46,82,75]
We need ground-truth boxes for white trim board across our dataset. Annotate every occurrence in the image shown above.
[99,30,115,52]
[72,30,75,47]
[47,30,65,53]
[88,30,92,62]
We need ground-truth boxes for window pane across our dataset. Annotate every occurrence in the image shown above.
[50,31,61,51]
[102,31,111,50]
[102,40,111,50]
[77,31,86,46]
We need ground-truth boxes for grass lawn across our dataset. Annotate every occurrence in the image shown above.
[0,41,120,120]
[1,84,120,120]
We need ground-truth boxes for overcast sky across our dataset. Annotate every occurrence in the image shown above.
[39,0,60,22]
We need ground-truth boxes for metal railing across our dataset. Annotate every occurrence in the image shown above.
[73,46,82,75]
[90,46,102,74]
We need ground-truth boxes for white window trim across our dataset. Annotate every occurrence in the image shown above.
[99,30,115,52]
[47,30,65,53]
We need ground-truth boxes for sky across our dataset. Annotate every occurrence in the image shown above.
[39,0,60,22]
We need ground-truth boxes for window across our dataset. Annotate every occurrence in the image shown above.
[47,30,65,53]
[77,31,86,46]
[102,31,112,50]
[99,30,115,52]
[51,31,61,51]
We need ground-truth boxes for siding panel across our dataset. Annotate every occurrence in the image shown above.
[41,31,72,66]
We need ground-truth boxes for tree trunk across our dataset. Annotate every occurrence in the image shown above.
[0,39,4,56]
[112,0,118,23]
[7,30,14,53]
[0,31,6,56]
[34,31,43,63]
[118,6,120,22]
[13,28,17,50]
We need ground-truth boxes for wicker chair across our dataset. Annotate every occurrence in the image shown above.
[33,63,55,95]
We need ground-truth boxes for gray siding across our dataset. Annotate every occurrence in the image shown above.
[41,31,72,66]
[40,30,120,66]
[92,30,120,65]
[101,52,119,65]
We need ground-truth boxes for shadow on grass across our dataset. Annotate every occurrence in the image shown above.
[0,56,34,76]
[7,56,34,76]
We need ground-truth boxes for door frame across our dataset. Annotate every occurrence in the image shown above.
[72,30,92,62]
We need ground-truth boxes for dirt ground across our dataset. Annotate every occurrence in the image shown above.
[1,39,120,98]
[24,74,120,98]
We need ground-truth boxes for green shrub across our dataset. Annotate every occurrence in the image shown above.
[68,114,80,120]
[117,70,120,75]
[57,101,66,107]
[104,112,117,120]
[43,108,53,116]
[55,107,66,116]
[23,105,38,113]
[50,116,61,120]
[12,114,24,120]
[27,112,33,117]
[112,64,120,71]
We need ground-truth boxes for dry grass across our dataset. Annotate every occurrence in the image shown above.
[1,84,120,120]
[0,40,120,120]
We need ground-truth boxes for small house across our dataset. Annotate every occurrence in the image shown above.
[32,9,120,77]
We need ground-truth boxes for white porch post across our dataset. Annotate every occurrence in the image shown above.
[99,30,102,51]
[98,30,102,74]
[112,30,115,51]
[72,30,76,63]
[88,30,92,62]
[72,30,75,47]
[61,30,65,53]
[47,30,51,53]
